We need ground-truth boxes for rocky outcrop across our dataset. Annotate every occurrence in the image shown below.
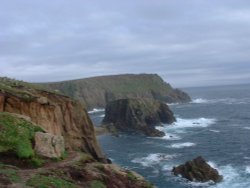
[34,132,65,158]
[41,74,191,110]
[0,152,154,188]
[102,98,176,137]
[172,156,223,183]
[0,78,156,188]
[0,78,105,162]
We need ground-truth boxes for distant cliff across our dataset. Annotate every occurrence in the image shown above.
[41,74,191,110]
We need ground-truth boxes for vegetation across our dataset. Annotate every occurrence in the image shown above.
[89,180,107,188]
[41,74,190,109]
[0,77,65,101]
[127,171,138,182]
[0,163,21,183]
[78,152,95,164]
[0,112,43,159]
[26,175,77,188]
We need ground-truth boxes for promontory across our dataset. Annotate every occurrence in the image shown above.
[41,74,191,110]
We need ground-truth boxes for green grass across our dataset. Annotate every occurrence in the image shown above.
[0,112,44,159]
[126,171,138,182]
[0,77,64,100]
[77,152,95,164]
[89,180,106,188]
[0,164,21,183]
[31,157,45,168]
[26,175,77,188]
[94,163,105,171]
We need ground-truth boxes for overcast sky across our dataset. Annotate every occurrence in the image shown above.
[1,0,250,87]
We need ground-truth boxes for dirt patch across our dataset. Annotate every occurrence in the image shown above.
[0,152,36,169]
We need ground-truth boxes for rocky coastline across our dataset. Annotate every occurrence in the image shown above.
[0,77,154,188]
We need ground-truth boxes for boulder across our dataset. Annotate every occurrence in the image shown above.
[37,96,49,104]
[34,132,65,158]
[102,98,176,137]
[172,156,223,183]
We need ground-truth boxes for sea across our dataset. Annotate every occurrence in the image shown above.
[89,84,250,188]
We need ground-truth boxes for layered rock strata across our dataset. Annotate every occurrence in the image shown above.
[0,80,105,161]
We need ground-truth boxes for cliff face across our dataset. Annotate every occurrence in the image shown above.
[41,74,191,110]
[103,98,176,137]
[0,78,105,161]
[0,78,154,188]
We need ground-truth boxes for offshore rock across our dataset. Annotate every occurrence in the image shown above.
[172,156,223,183]
[103,98,176,137]
[34,132,65,158]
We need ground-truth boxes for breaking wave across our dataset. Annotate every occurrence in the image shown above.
[88,108,105,114]
[132,153,178,167]
[168,142,196,149]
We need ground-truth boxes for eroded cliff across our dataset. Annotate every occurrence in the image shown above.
[0,78,104,161]
[0,77,155,188]
[103,98,176,137]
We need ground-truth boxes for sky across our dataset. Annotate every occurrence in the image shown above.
[0,0,250,87]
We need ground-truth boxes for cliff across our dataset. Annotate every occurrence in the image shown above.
[41,74,191,110]
[0,77,104,161]
[103,98,175,137]
[0,77,154,188]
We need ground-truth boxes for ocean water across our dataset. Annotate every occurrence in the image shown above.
[89,84,250,188]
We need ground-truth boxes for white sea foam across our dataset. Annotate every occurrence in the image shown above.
[209,129,221,133]
[191,97,250,105]
[192,98,209,104]
[245,166,250,174]
[98,114,105,118]
[88,108,105,114]
[167,102,180,106]
[211,163,250,188]
[155,117,216,141]
[243,127,250,130]
[168,142,196,149]
[176,162,249,188]
[170,117,216,129]
[187,181,214,187]
[132,153,178,167]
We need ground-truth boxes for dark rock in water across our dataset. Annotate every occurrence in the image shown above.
[102,98,176,137]
[172,156,223,183]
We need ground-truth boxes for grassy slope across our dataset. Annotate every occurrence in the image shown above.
[40,74,190,109]
[0,112,44,158]
[42,74,173,95]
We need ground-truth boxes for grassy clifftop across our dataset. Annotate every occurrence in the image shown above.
[42,74,191,109]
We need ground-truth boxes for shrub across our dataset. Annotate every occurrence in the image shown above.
[89,180,106,188]
[26,175,76,188]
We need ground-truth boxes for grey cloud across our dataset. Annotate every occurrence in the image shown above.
[0,0,250,87]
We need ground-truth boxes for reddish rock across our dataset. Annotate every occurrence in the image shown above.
[0,89,106,162]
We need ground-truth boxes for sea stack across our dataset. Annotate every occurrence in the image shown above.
[102,98,176,137]
[172,156,223,183]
